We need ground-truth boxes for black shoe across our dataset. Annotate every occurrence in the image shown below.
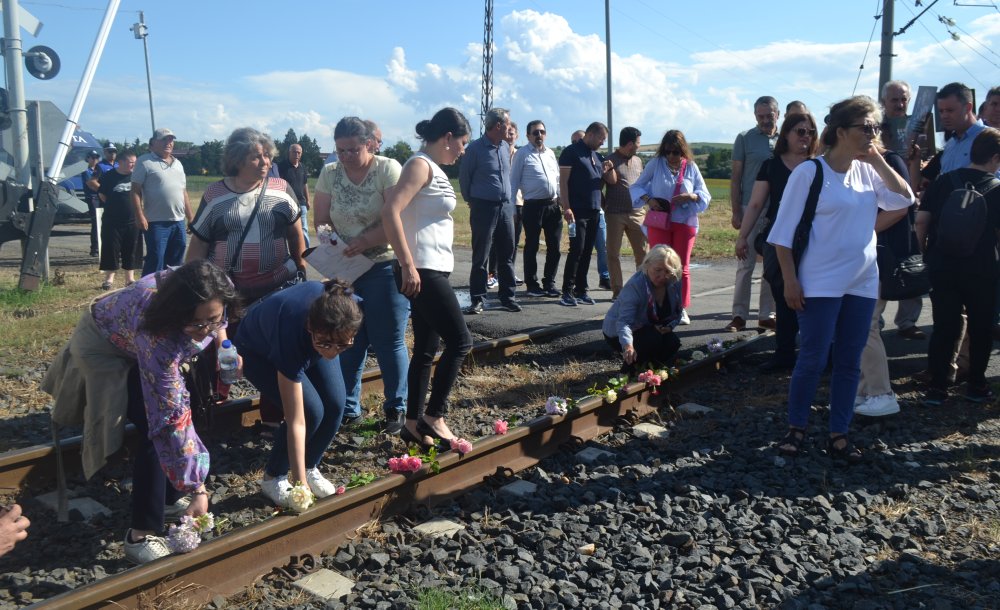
[399,425,433,451]
[544,287,561,298]
[90,250,99,257]
[759,357,796,373]
[341,413,364,428]
[500,299,522,312]
[525,286,546,297]
[463,300,484,315]
[599,277,612,290]
[383,411,406,435]
[575,292,596,305]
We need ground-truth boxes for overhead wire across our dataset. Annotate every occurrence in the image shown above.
[900,0,989,89]
[851,0,884,96]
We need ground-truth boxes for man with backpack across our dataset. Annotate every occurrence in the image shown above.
[915,127,1000,405]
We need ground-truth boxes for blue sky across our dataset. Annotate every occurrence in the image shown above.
[14,0,1000,152]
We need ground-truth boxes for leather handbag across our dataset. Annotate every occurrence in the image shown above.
[877,230,929,300]
[642,159,686,231]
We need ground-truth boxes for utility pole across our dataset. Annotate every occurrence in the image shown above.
[605,0,613,154]
[131,11,155,134]
[878,0,894,99]
[3,0,32,187]
[480,0,493,135]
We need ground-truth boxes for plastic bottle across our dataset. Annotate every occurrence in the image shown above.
[218,340,240,385]
[567,222,577,238]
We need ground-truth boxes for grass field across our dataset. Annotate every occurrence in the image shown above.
[186,175,738,260]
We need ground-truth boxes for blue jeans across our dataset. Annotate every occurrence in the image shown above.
[300,205,310,248]
[340,261,410,419]
[242,353,347,477]
[596,210,609,280]
[142,219,187,277]
[788,295,875,434]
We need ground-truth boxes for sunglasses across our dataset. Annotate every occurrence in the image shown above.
[849,123,882,136]
[531,129,546,136]
[793,128,817,137]
[664,149,682,157]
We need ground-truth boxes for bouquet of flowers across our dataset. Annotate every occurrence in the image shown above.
[166,512,215,554]
[545,396,569,416]
[388,455,423,473]
[287,483,316,513]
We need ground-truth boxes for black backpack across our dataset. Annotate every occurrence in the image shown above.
[934,174,1000,258]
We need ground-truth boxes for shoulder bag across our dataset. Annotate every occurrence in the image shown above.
[762,159,822,286]
[877,228,929,300]
[643,158,686,231]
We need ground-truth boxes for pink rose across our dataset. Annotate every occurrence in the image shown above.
[450,438,474,455]
[493,419,509,435]
[405,456,423,471]
[335,485,346,495]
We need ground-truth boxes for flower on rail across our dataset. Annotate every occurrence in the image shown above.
[388,455,423,473]
[638,370,663,387]
[287,483,315,513]
[165,512,216,554]
[335,485,346,495]
[493,419,509,435]
[545,396,569,416]
[690,350,707,361]
[706,337,724,354]
[450,438,474,455]
[605,389,618,403]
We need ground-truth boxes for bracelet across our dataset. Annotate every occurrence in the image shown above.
[192,488,208,496]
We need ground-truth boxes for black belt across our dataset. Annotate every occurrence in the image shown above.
[524,197,557,204]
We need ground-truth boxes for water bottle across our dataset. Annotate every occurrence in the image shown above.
[218,340,240,385]
[567,222,577,238]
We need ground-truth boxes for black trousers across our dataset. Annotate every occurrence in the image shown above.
[126,366,184,532]
[521,199,563,290]
[928,270,996,389]
[562,208,600,295]
[605,325,681,369]
[397,266,473,418]
[87,195,100,255]
[769,276,799,363]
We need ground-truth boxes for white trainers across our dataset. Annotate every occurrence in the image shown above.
[854,393,901,417]
[124,530,171,564]
[163,495,191,521]
[260,475,292,507]
[306,468,338,498]
[679,309,691,325]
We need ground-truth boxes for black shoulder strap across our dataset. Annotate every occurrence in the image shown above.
[227,177,269,275]
[798,158,823,227]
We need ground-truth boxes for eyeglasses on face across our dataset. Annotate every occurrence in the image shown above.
[793,128,817,137]
[310,332,355,351]
[849,123,882,136]
[184,317,226,331]
[664,149,682,157]
[531,129,546,136]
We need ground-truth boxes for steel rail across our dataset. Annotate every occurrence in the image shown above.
[0,317,604,491]
[29,332,768,610]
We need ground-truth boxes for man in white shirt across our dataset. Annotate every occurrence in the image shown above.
[511,120,562,297]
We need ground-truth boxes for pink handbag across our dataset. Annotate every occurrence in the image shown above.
[642,158,686,230]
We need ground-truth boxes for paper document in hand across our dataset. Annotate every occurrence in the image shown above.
[303,233,375,284]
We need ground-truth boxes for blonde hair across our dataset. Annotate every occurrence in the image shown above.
[641,245,682,281]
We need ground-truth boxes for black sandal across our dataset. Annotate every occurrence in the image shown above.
[777,427,806,456]
[416,419,454,452]
[399,426,433,451]
[827,433,863,464]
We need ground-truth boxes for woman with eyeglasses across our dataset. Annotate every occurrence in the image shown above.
[735,113,820,372]
[43,260,241,564]
[234,279,362,507]
[381,108,474,448]
[767,96,914,463]
[312,117,409,435]
[630,130,711,325]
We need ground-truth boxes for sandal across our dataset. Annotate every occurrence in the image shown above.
[416,418,455,452]
[777,427,806,457]
[399,425,434,451]
[827,433,863,464]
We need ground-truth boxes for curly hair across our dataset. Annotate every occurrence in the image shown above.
[140,260,241,336]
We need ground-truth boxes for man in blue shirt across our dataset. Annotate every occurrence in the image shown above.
[558,121,616,307]
[459,107,520,314]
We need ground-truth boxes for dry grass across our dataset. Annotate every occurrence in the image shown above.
[135,582,210,610]
[959,517,1000,546]
[869,499,915,520]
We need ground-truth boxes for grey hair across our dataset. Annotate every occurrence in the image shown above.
[222,127,277,177]
[484,107,510,131]
[640,245,682,281]
[880,80,910,101]
[334,116,370,142]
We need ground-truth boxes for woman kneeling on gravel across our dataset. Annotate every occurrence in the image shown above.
[44,260,241,564]
[234,279,362,507]
[602,245,683,372]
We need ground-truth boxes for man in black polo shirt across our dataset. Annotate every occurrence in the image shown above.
[558,121,616,306]
[278,143,311,247]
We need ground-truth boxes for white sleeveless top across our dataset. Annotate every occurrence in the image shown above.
[400,152,456,272]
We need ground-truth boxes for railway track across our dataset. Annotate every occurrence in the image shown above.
[0,316,606,492]
[27,331,768,609]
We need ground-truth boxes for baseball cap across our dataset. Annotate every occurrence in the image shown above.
[86,150,101,159]
[152,127,176,140]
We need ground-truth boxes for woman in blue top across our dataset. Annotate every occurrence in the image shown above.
[602,245,683,371]
[234,279,362,507]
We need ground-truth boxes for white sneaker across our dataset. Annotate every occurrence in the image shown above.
[124,530,171,564]
[163,495,191,521]
[306,468,338,498]
[679,309,691,325]
[260,475,292,507]
[854,393,901,417]
[854,395,865,407]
